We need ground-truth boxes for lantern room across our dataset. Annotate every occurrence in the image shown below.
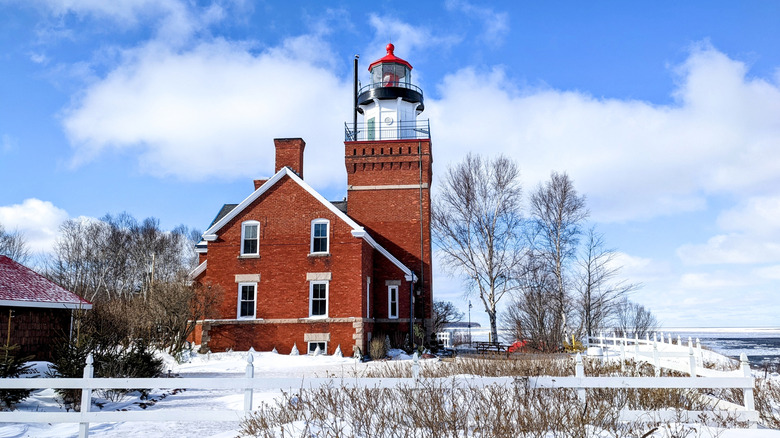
[349,43,428,142]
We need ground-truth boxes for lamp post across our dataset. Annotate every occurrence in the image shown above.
[468,300,472,347]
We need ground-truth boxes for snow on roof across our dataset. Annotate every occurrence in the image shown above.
[0,255,92,309]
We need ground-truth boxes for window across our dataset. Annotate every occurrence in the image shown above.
[237,283,256,318]
[367,117,375,140]
[309,281,328,318]
[310,219,329,254]
[388,285,398,319]
[241,221,259,256]
[308,341,326,355]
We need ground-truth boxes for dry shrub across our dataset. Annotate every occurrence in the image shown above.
[755,377,780,429]
[369,337,386,360]
[240,374,751,438]
[240,355,761,436]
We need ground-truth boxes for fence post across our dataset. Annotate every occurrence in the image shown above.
[412,351,420,386]
[620,338,626,372]
[78,353,94,438]
[696,338,703,366]
[575,353,586,404]
[688,338,696,377]
[600,331,604,348]
[652,340,660,377]
[741,353,755,411]
[677,335,682,346]
[634,334,639,357]
[244,352,254,412]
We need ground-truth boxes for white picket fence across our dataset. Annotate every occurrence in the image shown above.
[0,347,759,437]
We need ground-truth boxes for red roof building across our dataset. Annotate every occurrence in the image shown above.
[0,255,92,360]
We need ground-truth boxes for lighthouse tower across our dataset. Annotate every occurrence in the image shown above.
[344,44,433,340]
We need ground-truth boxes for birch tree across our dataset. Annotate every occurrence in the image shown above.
[527,171,588,347]
[432,153,524,343]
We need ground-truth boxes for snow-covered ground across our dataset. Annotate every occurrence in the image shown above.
[2,348,778,438]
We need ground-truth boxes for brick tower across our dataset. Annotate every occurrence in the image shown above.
[344,44,433,342]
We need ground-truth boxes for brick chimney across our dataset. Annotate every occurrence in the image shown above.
[274,138,305,179]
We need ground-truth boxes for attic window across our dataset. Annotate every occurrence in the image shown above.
[241,221,260,256]
[310,219,330,255]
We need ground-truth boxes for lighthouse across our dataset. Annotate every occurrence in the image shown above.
[344,44,433,344]
[350,43,426,141]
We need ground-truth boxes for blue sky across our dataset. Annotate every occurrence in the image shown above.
[1,1,779,328]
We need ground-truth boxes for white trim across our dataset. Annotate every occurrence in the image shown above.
[309,218,330,255]
[348,183,429,191]
[306,272,332,281]
[307,341,327,355]
[388,285,399,319]
[352,230,417,281]
[237,282,257,319]
[0,300,92,310]
[240,221,260,256]
[201,167,416,280]
[308,280,329,318]
[189,261,207,280]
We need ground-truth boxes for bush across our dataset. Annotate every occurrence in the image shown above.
[47,338,91,410]
[369,337,386,360]
[0,345,33,409]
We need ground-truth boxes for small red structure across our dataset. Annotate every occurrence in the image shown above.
[0,255,92,360]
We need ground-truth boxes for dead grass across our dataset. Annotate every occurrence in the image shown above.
[239,355,769,437]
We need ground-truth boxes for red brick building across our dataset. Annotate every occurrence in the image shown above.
[0,255,92,361]
[191,44,432,356]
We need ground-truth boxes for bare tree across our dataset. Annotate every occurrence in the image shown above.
[503,252,560,350]
[432,154,524,343]
[614,298,658,338]
[527,171,588,347]
[0,224,30,264]
[45,213,203,355]
[431,300,464,335]
[576,227,639,339]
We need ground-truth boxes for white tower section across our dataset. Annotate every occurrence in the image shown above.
[356,44,426,141]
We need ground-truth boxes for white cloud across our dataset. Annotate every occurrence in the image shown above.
[678,195,780,265]
[62,37,352,192]
[426,44,780,223]
[0,199,69,254]
[717,196,780,236]
[1,135,17,153]
[30,0,222,43]
[364,14,462,68]
[444,0,509,46]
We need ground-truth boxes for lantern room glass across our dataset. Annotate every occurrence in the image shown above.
[371,63,411,87]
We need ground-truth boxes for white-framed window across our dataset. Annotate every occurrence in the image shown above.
[388,285,398,319]
[309,281,328,318]
[310,219,330,254]
[308,341,326,355]
[237,282,256,319]
[241,221,260,256]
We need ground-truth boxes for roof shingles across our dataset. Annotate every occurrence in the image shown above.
[0,256,92,309]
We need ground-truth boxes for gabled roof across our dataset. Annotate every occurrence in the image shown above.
[0,256,93,310]
[200,167,416,281]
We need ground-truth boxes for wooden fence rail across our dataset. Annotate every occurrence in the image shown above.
[0,350,758,436]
